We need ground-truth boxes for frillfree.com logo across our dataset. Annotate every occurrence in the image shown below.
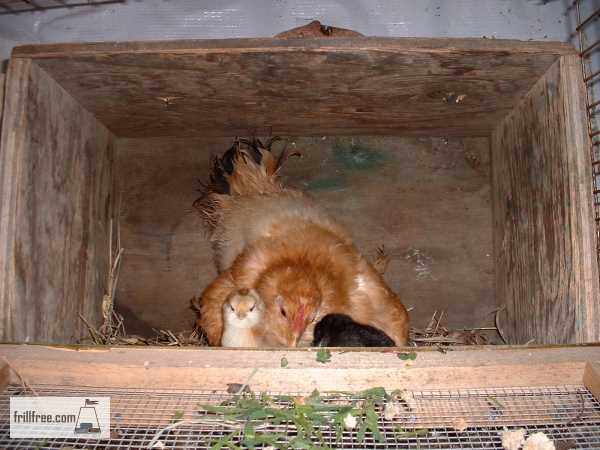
[10,397,110,439]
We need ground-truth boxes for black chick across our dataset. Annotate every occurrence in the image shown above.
[312,313,395,347]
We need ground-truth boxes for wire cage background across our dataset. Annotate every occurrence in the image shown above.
[575,0,600,273]
[0,0,123,14]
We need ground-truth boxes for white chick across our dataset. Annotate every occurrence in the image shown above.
[523,432,555,450]
[221,288,265,347]
[500,428,526,450]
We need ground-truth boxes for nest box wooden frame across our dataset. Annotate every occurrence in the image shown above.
[0,36,598,361]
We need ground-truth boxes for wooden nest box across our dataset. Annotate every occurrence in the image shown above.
[0,34,598,347]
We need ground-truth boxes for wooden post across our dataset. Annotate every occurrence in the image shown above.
[492,54,600,344]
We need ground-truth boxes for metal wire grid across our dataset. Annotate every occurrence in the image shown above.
[0,0,123,14]
[575,0,600,269]
[0,384,599,449]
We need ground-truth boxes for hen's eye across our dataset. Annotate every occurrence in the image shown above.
[249,305,255,312]
[280,307,287,318]
[229,304,234,311]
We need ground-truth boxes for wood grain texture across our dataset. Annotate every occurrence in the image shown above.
[491,55,599,345]
[115,136,493,335]
[0,60,116,344]
[7,38,573,138]
[0,362,8,392]
[0,73,5,128]
[583,362,600,401]
[11,37,576,58]
[1,344,598,391]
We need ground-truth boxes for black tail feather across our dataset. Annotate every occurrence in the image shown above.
[198,136,280,197]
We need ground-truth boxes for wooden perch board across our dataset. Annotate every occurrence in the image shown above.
[1,344,600,392]
[491,55,599,345]
[12,38,575,138]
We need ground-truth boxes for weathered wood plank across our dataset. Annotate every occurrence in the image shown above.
[11,37,576,59]
[8,38,572,138]
[583,362,600,401]
[491,55,599,344]
[0,60,116,343]
[1,344,598,391]
[0,73,5,128]
[0,362,8,392]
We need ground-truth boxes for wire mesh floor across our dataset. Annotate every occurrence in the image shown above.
[1,384,600,449]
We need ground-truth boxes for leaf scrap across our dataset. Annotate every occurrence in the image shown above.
[201,386,392,450]
[397,352,417,361]
[316,348,332,363]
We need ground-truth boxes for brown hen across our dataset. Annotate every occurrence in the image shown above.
[196,139,409,347]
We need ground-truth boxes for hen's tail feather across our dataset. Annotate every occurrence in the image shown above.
[194,137,287,229]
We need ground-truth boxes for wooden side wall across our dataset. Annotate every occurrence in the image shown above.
[0,60,116,343]
[491,54,599,344]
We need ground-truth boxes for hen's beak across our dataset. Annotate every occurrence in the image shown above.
[291,326,308,347]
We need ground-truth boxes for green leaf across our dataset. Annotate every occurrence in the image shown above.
[243,438,257,450]
[372,428,385,443]
[172,409,184,421]
[357,419,368,442]
[305,389,322,405]
[316,348,332,363]
[333,406,353,441]
[247,408,272,420]
[209,431,238,450]
[313,428,326,447]
[395,427,429,439]
[365,407,378,425]
[237,398,263,410]
[280,356,289,368]
[486,396,505,410]
[365,407,384,442]
[253,432,285,445]
[397,352,417,360]
[359,387,387,400]
[199,404,243,414]
[289,437,312,449]
[243,422,256,441]
[272,394,295,404]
